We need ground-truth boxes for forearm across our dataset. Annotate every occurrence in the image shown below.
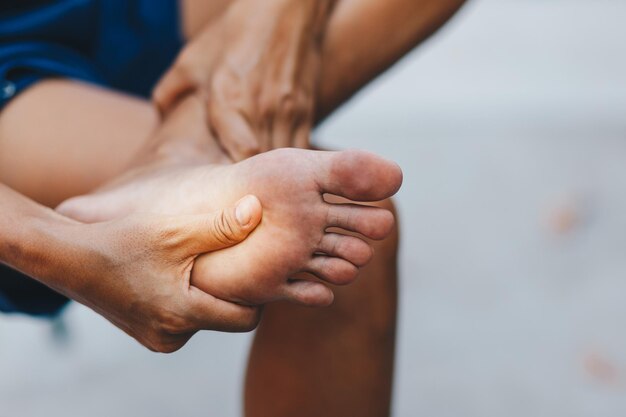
[240,0,464,111]
[0,81,261,345]
[219,0,466,121]
[0,182,81,290]
[270,0,338,37]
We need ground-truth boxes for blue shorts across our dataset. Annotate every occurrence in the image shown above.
[0,0,183,316]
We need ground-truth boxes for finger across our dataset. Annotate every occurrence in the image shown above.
[271,118,292,149]
[255,104,273,152]
[269,94,298,149]
[292,116,313,149]
[145,333,193,354]
[187,286,262,332]
[152,66,197,115]
[107,315,192,354]
[177,195,263,256]
[209,102,260,161]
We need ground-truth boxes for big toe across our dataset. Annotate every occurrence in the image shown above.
[319,149,403,202]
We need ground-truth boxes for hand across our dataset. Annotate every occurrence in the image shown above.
[153,0,335,161]
[53,195,263,353]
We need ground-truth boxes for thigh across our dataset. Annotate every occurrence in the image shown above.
[245,196,399,417]
[317,0,465,120]
[0,80,158,207]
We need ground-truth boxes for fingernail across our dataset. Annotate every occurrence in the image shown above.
[235,196,254,226]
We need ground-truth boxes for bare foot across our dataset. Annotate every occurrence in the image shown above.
[59,148,402,306]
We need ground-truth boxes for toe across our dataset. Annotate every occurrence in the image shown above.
[317,233,374,267]
[282,280,335,307]
[306,256,360,286]
[326,203,395,240]
[318,150,403,202]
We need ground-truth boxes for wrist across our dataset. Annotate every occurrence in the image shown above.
[1,204,80,287]
[292,0,337,35]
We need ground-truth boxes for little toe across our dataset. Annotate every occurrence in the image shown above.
[282,280,335,307]
[306,256,360,286]
[326,203,395,240]
[317,233,374,267]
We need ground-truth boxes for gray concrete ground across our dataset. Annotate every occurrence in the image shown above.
[1,0,625,415]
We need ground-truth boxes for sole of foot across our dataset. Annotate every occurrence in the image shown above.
[58,148,403,307]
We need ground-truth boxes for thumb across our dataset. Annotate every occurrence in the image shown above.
[177,195,263,256]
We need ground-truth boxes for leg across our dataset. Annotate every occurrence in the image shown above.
[0,80,158,207]
[245,198,399,417]
[176,1,444,415]
[210,0,446,414]
[172,2,443,415]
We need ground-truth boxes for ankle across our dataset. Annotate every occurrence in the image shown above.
[140,93,231,166]
[149,134,216,165]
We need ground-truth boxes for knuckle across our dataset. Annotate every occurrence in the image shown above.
[158,345,180,354]
[174,56,204,86]
[296,89,312,105]
[152,86,166,105]
[278,81,296,98]
[259,104,273,120]
[258,95,275,119]
[148,339,181,354]
[277,91,298,118]
[143,333,171,353]
[173,61,194,82]
[154,307,192,335]
[212,71,244,103]
[143,341,160,353]
[236,308,262,332]
[237,140,261,157]
[281,101,297,119]
[154,223,183,249]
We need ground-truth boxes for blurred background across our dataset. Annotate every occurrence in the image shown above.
[1,0,625,415]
